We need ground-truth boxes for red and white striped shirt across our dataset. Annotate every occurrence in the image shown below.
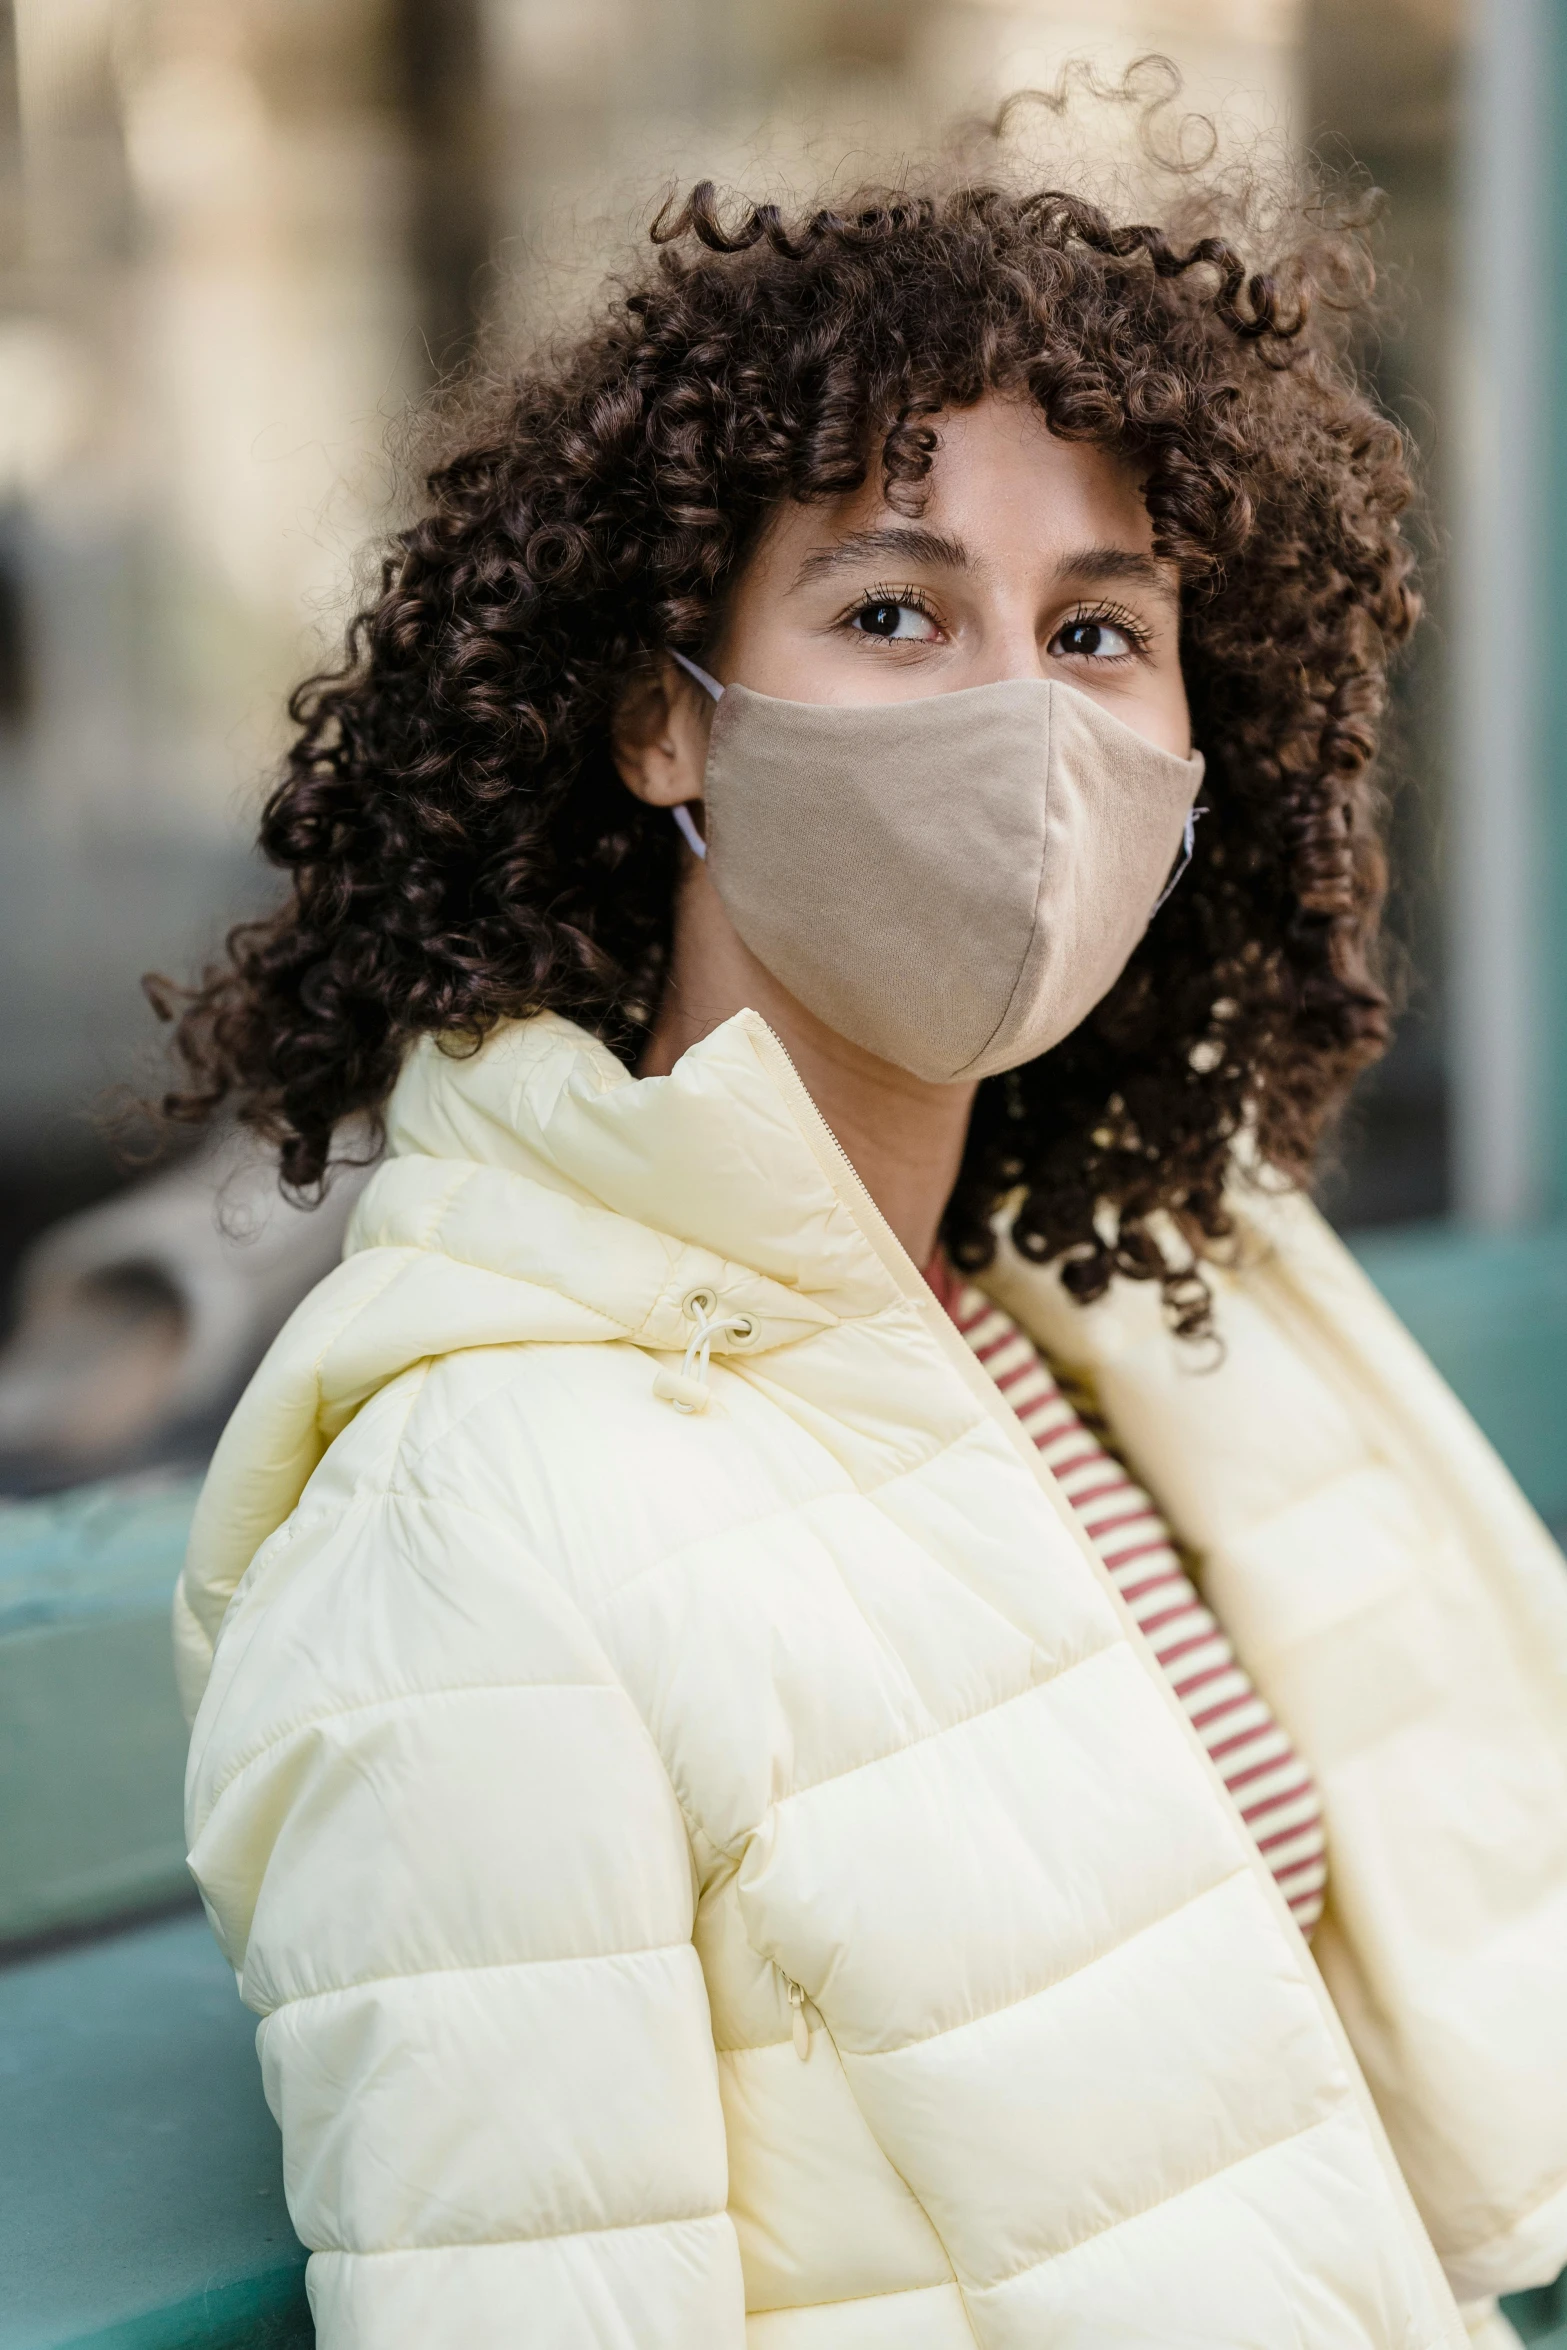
[930,1259,1327,1937]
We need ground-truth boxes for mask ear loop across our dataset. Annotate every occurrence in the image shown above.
[671,649,724,700]
[670,803,708,861]
[666,649,723,861]
[1152,803,1207,915]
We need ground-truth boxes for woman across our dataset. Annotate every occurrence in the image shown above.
[164,144,1567,2349]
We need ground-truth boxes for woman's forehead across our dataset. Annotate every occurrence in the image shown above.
[753,404,1172,598]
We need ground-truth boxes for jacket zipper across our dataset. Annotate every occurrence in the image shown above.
[745,1016,1061,1485]
[744,1012,1250,1709]
[783,1972,815,2060]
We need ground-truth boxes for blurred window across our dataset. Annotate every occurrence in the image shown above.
[0,519,29,732]
[1306,0,1457,1228]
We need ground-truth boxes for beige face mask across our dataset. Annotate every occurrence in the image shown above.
[670,655,1205,1085]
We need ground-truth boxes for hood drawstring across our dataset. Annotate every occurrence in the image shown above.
[653,1291,754,1415]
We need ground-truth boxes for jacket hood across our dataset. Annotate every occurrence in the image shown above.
[174,1010,909,1717]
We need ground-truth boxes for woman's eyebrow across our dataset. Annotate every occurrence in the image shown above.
[792,530,1178,601]
[791,525,974,587]
[1055,546,1179,600]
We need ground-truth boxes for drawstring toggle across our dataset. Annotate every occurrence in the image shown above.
[653,1292,754,1415]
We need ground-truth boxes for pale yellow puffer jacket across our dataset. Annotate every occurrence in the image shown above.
[177,1010,1567,2349]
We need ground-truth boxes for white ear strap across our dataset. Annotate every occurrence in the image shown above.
[668,650,721,858]
[1152,803,1207,915]
[671,804,707,861]
[671,648,724,701]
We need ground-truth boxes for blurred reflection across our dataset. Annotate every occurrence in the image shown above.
[0,1133,366,1494]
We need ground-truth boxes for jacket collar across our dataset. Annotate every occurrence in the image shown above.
[176,1010,940,1708]
[362,1009,913,1345]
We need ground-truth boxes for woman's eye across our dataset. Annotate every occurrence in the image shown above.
[1052,617,1137,660]
[849,599,938,642]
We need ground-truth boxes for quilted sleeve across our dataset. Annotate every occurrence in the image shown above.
[184,1479,744,2349]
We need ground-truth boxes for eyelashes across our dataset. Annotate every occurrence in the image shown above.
[1056,599,1154,654]
[838,583,942,641]
[834,585,1155,658]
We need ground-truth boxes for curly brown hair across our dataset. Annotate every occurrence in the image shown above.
[151,107,1418,1336]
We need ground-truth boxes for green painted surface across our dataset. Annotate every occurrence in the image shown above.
[1507,2271,1567,2348]
[0,1913,309,2350]
[1349,1218,1567,1524]
[0,1473,200,1633]
[0,1477,200,1943]
[55,2272,312,2350]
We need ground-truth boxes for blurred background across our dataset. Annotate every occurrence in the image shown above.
[2,5,1566,2348]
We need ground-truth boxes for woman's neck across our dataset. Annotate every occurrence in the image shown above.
[639,863,977,1269]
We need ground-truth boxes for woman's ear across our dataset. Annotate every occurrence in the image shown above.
[612,659,713,809]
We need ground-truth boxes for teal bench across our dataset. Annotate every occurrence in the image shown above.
[1515,2283,1567,2350]
[0,1477,203,1944]
[2,1471,1563,2348]
[0,1913,309,2350]
[1,1478,310,2348]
